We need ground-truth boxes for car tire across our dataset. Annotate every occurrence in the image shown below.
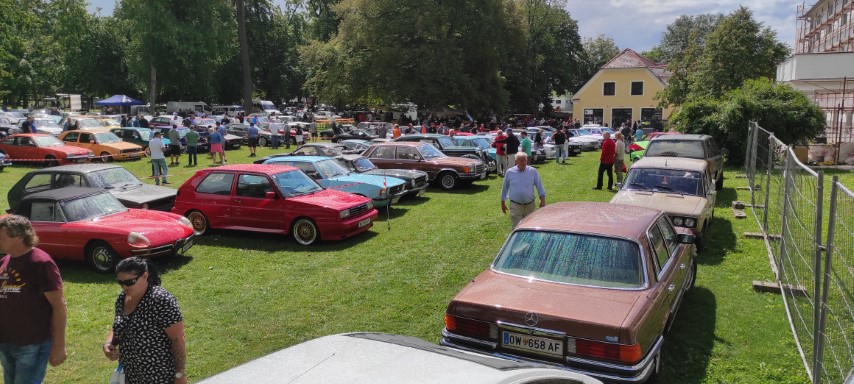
[715,173,724,190]
[86,241,118,274]
[187,210,209,235]
[144,146,151,156]
[687,258,697,290]
[100,151,113,163]
[44,155,59,167]
[292,217,318,245]
[258,137,268,147]
[438,172,458,190]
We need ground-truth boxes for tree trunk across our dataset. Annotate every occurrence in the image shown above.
[236,0,253,114]
[149,63,157,115]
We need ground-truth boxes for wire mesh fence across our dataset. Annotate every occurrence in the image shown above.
[819,179,854,384]
[744,122,853,384]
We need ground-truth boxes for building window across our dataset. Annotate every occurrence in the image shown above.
[631,82,644,96]
[603,82,615,96]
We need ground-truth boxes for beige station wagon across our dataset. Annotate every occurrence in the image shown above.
[611,157,716,250]
[441,202,696,383]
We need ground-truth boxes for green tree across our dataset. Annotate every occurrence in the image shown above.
[0,0,41,106]
[579,34,619,88]
[245,0,308,105]
[671,78,824,164]
[304,0,341,41]
[651,14,721,65]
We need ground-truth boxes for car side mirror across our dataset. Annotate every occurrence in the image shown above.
[677,233,695,244]
[265,191,277,199]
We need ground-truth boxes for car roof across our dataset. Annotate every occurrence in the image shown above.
[196,332,602,384]
[25,164,124,174]
[517,202,660,240]
[301,142,342,148]
[7,133,52,138]
[22,187,104,202]
[266,155,332,163]
[631,157,709,172]
[650,133,710,141]
[206,164,300,175]
[371,141,423,147]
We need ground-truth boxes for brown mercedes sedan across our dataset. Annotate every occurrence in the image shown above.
[362,142,486,190]
[441,202,696,383]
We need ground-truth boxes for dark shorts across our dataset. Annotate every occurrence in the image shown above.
[249,137,259,147]
[170,145,181,156]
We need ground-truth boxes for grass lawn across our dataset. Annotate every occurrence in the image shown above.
[2,142,847,383]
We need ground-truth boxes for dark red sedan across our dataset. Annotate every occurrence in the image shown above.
[171,164,378,245]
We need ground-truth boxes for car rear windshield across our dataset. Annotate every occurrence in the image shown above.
[33,136,65,147]
[492,230,644,289]
[624,168,702,195]
[645,140,705,159]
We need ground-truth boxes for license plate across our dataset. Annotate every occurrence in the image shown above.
[129,153,140,158]
[391,196,401,205]
[358,218,371,227]
[502,331,563,357]
[181,239,193,253]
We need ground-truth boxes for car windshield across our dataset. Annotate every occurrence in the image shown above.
[88,167,142,189]
[315,159,350,178]
[77,119,102,128]
[34,119,60,128]
[137,130,152,140]
[492,230,644,289]
[351,157,377,172]
[437,136,455,147]
[645,140,705,159]
[94,132,122,143]
[60,193,127,222]
[624,168,702,195]
[33,136,65,147]
[577,129,592,135]
[418,144,444,159]
[99,119,120,127]
[271,170,323,197]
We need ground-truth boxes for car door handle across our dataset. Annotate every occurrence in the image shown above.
[668,284,676,292]
[395,163,403,165]
[679,263,686,270]
[233,199,242,204]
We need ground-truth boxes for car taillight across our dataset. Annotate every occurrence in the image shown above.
[444,314,498,340]
[568,337,642,364]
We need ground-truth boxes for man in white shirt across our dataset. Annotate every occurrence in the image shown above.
[148,132,170,185]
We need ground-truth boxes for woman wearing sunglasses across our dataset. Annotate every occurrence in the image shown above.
[102,257,187,383]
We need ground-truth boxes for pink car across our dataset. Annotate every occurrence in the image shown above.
[171,164,378,245]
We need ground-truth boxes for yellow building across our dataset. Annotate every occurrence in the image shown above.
[572,49,673,129]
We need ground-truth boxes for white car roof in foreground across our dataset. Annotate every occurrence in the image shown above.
[197,332,602,384]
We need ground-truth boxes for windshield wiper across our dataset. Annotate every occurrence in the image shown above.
[656,151,680,157]
[653,185,673,191]
[628,183,649,191]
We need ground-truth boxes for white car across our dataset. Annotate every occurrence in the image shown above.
[197,332,603,384]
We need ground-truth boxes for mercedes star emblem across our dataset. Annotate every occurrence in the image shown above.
[524,312,539,326]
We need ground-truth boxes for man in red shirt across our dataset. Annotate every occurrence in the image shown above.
[595,132,616,190]
[492,130,508,176]
[0,215,67,383]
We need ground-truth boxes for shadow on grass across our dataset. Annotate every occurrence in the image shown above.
[714,186,739,208]
[373,206,409,221]
[429,182,492,195]
[699,218,737,266]
[660,286,720,383]
[194,227,379,253]
[56,254,196,283]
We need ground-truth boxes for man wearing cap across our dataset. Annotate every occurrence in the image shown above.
[500,152,546,228]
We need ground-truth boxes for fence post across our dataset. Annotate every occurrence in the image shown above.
[778,155,791,280]
[815,176,838,384]
[747,123,757,208]
[811,170,825,384]
[763,134,774,233]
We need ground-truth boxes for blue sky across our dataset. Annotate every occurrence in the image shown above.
[87,0,798,53]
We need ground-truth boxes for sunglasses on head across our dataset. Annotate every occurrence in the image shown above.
[116,276,141,287]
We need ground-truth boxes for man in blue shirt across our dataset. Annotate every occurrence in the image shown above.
[247,122,259,157]
[500,152,546,228]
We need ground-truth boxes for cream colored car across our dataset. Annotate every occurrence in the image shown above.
[611,157,716,250]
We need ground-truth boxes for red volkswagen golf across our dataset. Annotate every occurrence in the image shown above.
[171,164,378,245]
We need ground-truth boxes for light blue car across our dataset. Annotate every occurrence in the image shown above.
[263,155,407,207]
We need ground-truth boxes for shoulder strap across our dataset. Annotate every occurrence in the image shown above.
[0,255,10,274]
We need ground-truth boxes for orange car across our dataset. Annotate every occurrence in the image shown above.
[59,130,144,162]
[0,133,94,166]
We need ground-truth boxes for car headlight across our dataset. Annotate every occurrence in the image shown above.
[672,217,684,226]
[462,167,470,173]
[684,217,697,228]
[366,201,373,210]
[410,179,416,187]
[128,231,151,247]
[340,209,351,219]
[87,150,95,156]
[178,216,193,230]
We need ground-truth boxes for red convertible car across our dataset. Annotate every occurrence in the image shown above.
[171,164,378,245]
[6,187,195,273]
[0,133,94,166]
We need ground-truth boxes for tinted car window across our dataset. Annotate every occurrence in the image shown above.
[657,217,679,257]
[397,146,421,160]
[79,132,93,143]
[30,202,59,222]
[370,146,395,159]
[24,174,53,193]
[63,132,80,142]
[645,140,705,159]
[648,225,670,275]
[236,174,273,198]
[623,168,702,195]
[492,230,644,288]
[54,173,84,188]
[196,173,235,195]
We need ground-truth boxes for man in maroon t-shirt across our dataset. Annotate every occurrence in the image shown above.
[595,132,616,190]
[0,215,67,383]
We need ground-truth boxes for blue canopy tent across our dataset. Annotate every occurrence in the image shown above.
[95,94,145,107]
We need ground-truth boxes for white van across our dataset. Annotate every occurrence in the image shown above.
[212,105,243,117]
[252,99,281,115]
[167,101,210,115]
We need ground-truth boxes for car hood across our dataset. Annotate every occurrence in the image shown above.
[363,169,426,180]
[89,209,192,242]
[331,173,406,188]
[97,141,142,150]
[109,184,177,205]
[288,189,371,210]
[50,146,91,155]
[611,190,706,217]
[449,270,643,340]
